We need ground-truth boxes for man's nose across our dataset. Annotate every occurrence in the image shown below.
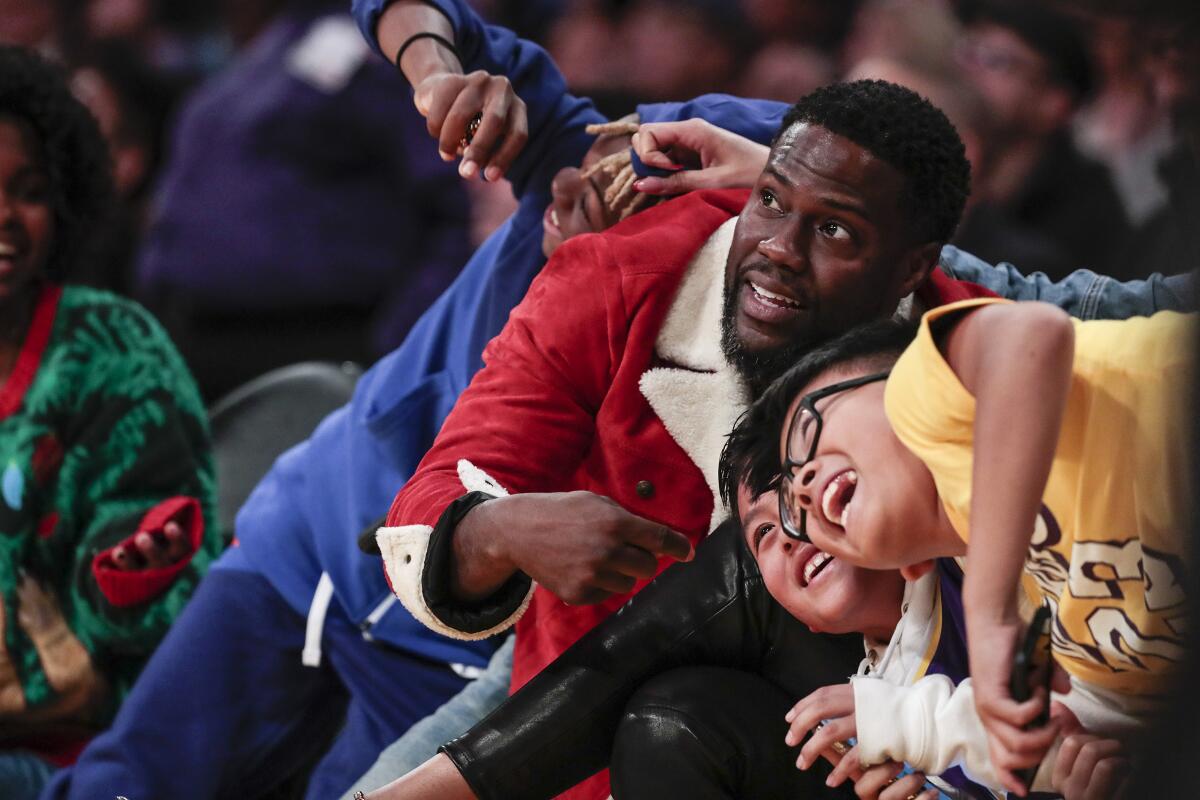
[755,220,808,272]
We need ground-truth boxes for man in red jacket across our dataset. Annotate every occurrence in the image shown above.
[376,79,987,797]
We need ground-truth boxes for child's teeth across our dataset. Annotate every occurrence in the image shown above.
[822,481,838,524]
[0,243,15,256]
[821,471,857,528]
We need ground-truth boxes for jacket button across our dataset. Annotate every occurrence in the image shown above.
[635,480,655,499]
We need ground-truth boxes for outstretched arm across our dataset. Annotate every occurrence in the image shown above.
[939,245,1197,320]
[940,301,1075,794]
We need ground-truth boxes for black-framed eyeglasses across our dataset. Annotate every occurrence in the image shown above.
[778,370,891,541]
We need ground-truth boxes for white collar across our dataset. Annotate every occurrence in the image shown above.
[638,218,748,531]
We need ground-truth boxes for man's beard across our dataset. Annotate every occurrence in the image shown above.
[720,283,820,399]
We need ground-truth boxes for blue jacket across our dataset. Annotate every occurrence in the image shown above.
[226,0,787,668]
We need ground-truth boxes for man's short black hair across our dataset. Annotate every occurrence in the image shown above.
[771,80,971,246]
[718,317,918,511]
[0,45,114,282]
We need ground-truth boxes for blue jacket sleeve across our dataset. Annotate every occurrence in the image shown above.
[939,244,1197,320]
[638,95,787,146]
[352,0,600,199]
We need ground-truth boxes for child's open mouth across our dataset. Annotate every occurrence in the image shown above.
[800,548,835,587]
[821,469,858,529]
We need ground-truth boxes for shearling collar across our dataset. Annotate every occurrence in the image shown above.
[638,218,748,532]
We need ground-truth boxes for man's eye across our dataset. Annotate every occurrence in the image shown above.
[759,188,780,211]
[819,221,852,241]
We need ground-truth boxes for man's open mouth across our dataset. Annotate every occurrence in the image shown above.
[821,469,858,529]
[749,280,801,310]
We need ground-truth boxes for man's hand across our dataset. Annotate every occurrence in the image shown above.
[630,119,769,195]
[452,491,693,605]
[412,71,528,181]
[968,613,1061,795]
[377,0,528,181]
[111,521,191,571]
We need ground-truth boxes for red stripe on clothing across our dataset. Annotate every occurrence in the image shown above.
[0,283,63,420]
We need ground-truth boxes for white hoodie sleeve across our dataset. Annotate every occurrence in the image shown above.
[853,675,1060,794]
[853,674,1000,788]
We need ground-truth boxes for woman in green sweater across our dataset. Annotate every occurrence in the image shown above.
[0,45,219,796]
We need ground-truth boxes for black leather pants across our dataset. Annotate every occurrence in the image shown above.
[442,522,864,799]
[612,666,858,800]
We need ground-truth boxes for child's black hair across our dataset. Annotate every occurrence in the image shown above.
[0,45,114,282]
[719,317,920,512]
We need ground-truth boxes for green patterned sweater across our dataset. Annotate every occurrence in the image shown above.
[0,284,218,747]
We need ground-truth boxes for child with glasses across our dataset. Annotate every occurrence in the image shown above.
[739,298,1193,795]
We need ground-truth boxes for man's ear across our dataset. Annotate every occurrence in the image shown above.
[896,242,942,299]
[899,558,936,582]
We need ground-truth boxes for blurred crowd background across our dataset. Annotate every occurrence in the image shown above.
[1,0,1195,400]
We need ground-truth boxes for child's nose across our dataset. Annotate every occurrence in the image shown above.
[794,463,819,507]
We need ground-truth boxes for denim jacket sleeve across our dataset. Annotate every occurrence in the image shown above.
[939,244,1197,320]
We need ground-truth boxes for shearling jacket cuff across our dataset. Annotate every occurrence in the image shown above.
[423,491,534,635]
[377,491,535,641]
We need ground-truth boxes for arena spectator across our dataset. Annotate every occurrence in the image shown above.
[952,1,1132,280]
[0,45,218,798]
[134,0,473,399]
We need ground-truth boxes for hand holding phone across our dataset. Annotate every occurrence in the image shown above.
[1009,603,1054,789]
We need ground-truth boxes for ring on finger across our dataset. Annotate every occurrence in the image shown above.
[460,112,482,149]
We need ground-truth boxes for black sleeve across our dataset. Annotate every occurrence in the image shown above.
[422,492,534,634]
[441,521,863,799]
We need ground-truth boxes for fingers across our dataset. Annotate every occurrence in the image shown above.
[482,97,527,181]
[821,742,864,787]
[632,172,709,196]
[1054,734,1127,800]
[416,75,463,153]
[417,71,526,180]
[114,521,192,572]
[785,684,856,745]
[795,716,855,770]
[630,129,683,170]
[850,759,904,799]
[607,544,661,581]
[877,770,930,800]
[111,543,143,571]
[163,521,190,561]
[461,89,509,176]
[440,88,486,174]
[988,709,1060,765]
[622,517,693,563]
